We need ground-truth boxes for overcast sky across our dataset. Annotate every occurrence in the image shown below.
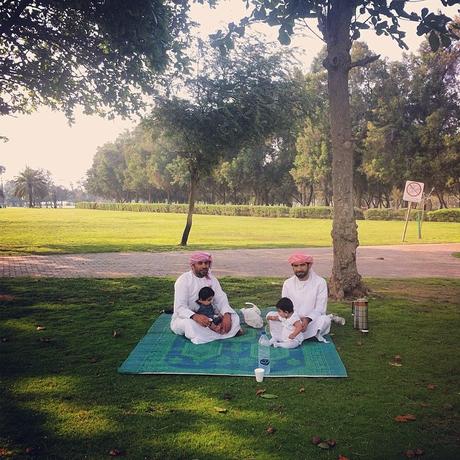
[0,0,457,187]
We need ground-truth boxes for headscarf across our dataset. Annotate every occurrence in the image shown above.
[189,251,212,267]
[288,253,313,265]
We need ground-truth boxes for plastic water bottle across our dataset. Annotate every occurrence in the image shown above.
[258,332,271,375]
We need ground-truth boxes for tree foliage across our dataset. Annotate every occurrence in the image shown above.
[0,0,191,119]
[148,37,307,244]
[210,0,460,299]
[12,166,49,207]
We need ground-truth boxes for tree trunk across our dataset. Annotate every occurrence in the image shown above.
[324,0,366,299]
[180,172,197,246]
[28,183,33,208]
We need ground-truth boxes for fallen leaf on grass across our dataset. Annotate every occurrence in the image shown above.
[299,387,305,393]
[109,448,125,456]
[259,393,278,399]
[266,426,276,434]
[255,389,266,396]
[395,414,416,422]
[317,442,332,449]
[214,407,227,413]
[427,384,437,390]
[38,337,53,343]
[389,362,403,367]
[36,325,46,331]
[0,294,15,301]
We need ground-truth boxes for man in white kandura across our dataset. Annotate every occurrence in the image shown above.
[267,253,332,343]
[171,251,242,344]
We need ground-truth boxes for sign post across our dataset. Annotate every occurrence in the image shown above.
[402,180,424,242]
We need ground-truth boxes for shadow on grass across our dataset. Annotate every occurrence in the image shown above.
[1,277,459,459]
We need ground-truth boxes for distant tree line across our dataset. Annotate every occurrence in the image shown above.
[85,37,460,211]
[1,166,94,208]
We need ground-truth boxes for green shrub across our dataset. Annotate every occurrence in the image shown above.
[76,202,459,222]
[364,208,425,221]
[289,206,332,219]
[427,208,460,222]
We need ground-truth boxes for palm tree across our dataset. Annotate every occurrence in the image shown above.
[13,167,49,207]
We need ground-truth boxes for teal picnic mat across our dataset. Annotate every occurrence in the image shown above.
[118,313,347,377]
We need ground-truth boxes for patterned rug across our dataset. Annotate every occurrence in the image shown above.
[118,313,347,377]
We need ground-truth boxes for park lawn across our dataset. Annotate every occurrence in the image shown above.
[0,208,459,255]
[1,277,459,459]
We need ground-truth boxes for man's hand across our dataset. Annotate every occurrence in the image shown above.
[220,313,232,334]
[191,313,212,327]
[300,317,311,332]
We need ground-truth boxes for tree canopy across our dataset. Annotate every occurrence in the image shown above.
[210,0,460,299]
[0,0,191,120]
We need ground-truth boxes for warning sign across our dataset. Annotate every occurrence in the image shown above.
[403,180,424,203]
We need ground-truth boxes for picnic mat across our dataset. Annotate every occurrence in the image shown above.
[118,313,347,377]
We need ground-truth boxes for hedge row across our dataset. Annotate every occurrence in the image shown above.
[76,202,367,220]
[76,202,460,222]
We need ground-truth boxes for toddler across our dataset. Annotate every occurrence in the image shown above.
[267,297,304,349]
[196,286,222,332]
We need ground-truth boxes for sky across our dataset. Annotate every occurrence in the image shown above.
[0,0,457,187]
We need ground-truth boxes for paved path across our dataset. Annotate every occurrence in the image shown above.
[1,244,459,278]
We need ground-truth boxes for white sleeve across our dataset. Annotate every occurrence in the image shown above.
[281,280,289,298]
[211,278,235,315]
[173,275,195,319]
[307,277,328,321]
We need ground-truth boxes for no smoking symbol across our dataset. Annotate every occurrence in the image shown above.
[406,182,422,197]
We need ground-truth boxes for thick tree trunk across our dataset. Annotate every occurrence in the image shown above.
[324,0,366,299]
[180,173,197,246]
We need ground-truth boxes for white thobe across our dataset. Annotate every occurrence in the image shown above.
[268,269,331,343]
[171,270,240,344]
[269,312,303,349]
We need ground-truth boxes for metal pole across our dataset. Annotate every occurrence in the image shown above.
[402,202,412,242]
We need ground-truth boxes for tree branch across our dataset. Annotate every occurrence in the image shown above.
[348,54,380,69]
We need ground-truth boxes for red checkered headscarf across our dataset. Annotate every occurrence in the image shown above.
[189,251,212,267]
[288,253,313,265]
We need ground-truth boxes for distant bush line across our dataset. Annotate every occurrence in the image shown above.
[76,202,460,222]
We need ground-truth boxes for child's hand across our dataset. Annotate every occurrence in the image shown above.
[267,315,279,321]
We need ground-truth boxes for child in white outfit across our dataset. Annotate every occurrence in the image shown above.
[267,297,304,349]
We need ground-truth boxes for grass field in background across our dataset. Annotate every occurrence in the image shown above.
[1,208,459,255]
[1,277,459,459]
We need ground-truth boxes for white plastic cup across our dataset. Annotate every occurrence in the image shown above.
[254,368,265,382]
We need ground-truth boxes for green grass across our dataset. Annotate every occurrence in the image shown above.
[1,208,459,255]
[1,277,459,459]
